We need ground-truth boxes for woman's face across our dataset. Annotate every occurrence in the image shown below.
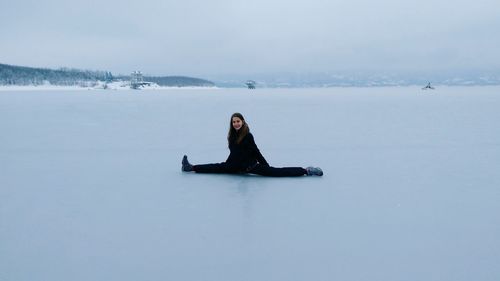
[232,117,243,131]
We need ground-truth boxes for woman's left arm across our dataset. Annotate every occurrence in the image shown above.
[248,134,269,166]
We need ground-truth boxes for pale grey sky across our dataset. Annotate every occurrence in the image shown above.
[1,0,499,77]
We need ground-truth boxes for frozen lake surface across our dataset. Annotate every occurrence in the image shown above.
[1,87,500,281]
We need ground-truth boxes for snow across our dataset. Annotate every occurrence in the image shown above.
[1,86,500,281]
[0,81,217,91]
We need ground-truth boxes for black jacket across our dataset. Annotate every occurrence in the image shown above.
[226,133,269,171]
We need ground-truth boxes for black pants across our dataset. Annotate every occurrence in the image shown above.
[193,163,306,177]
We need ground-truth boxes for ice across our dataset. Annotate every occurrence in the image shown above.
[1,87,500,281]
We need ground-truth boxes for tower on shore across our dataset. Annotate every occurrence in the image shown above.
[131,71,144,89]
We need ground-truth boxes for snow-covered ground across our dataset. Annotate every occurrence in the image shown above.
[1,87,499,281]
[0,81,217,91]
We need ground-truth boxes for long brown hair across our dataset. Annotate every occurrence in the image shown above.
[227,112,250,147]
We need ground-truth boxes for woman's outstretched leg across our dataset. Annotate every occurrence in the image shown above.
[193,163,232,174]
[249,164,323,177]
[249,164,307,177]
[182,155,235,174]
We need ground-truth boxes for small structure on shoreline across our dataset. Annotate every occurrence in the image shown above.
[130,71,151,89]
[245,80,256,89]
[422,82,435,90]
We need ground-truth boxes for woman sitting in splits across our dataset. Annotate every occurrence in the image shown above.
[182,113,323,177]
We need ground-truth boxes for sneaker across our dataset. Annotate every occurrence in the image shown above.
[306,167,323,176]
[182,155,193,172]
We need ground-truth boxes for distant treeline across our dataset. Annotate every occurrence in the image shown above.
[0,63,112,86]
[0,63,215,87]
[143,76,214,87]
[114,75,215,87]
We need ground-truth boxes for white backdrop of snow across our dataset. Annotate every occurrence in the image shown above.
[1,87,499,281]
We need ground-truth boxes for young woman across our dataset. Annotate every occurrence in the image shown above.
[182,113,323,177]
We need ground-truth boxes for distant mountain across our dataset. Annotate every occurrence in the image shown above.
[0,63,215,87]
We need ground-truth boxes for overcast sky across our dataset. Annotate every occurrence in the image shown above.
[1,0,499,77]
